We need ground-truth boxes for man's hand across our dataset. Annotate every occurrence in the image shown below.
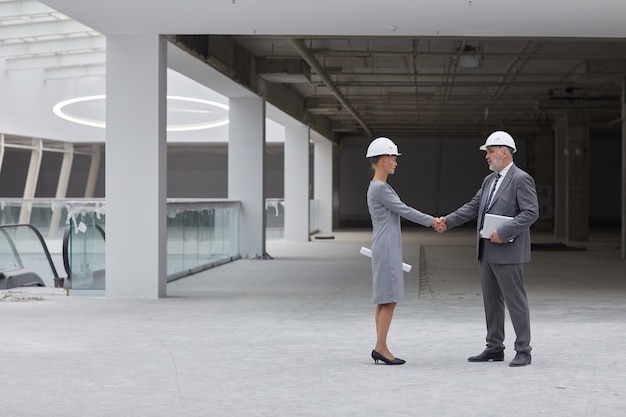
[489,230,503,243]
[432,217,447,233]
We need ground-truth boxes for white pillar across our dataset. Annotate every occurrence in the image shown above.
[22,138,42,199]
[284,125,310,241]
[554,114,567,240]
[313,134,333,234]
[105,35,167,298]
[18,138,43,225]
[48,142,73,237]
[84,144,101,198]
[55,142,74,198]
[555,112,590,243]
[565,119,589,242]
[228,96,266,258]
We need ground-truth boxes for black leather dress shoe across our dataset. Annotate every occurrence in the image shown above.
[509,352,532,367]
[468,350,505,362]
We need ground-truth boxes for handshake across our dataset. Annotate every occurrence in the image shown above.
[432,217,447,233]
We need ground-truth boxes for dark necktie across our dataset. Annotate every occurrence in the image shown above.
[479,173,501,230]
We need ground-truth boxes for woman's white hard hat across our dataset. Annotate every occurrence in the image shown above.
[479,131,517,153]
[366,137,401,158]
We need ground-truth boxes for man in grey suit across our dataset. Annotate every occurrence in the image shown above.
[436,131,539,367]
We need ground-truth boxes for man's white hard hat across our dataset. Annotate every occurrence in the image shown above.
[366,137,401,158]
[479,131,517,153]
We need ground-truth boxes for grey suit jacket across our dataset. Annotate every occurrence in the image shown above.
[445,164,539,264]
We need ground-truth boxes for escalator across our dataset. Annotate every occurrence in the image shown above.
[0,224,60,289]
[0,221,106,291]
[2,200,240,291]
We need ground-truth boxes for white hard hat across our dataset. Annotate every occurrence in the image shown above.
[366,137,401,158]
[479,131,517,153]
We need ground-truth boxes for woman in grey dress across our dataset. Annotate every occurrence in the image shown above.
[366,137,436,365]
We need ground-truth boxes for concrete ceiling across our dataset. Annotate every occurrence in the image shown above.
[22,1,626,140]
[35,1,626,38]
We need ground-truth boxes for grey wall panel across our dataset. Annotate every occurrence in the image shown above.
[0,149,30,197]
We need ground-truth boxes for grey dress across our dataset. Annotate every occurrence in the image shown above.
[367,180,433,304]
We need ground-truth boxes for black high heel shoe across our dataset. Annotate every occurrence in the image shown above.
[371,349,406,365]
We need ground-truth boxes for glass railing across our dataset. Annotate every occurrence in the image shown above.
[266,198,285,240]
[265,198,319,239]
[62,199,241,290]
[0,199,241,293]
[0,199,68,252]
[166,199,240,280]
[63,202,106,290]
[0,197,319,292]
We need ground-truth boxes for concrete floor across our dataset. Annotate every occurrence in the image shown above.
[1,228,625,417]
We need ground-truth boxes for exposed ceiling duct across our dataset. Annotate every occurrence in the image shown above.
[288,38,372,138]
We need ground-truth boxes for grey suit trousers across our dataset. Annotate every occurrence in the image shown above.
[479,255,531,354]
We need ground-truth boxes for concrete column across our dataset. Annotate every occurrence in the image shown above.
[228,96,266,258]
[105,35,167,298]
[313,132,333,234]
[284,125,310,241]
[84,144,102,198]
[565,117,590,243]
[55,142,74,198]
[18,138,43,225]
[554,114,568,240]
[22,138,42,200]
[48,142,73,237]
[533,130,555,233]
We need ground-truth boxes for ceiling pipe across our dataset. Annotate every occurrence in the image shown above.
[288,38,372,137]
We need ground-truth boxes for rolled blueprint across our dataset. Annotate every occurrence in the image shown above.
[360,246,412,273]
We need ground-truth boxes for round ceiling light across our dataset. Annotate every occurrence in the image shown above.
[53,95,230,131]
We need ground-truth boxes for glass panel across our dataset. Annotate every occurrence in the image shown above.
[0,225,58,288]
[166,209,185,276]
[65,207,106,290]
[0,199,68,243]
[266,198,284,240]
[0,228,23,272]
[182,210,199,272]
[197,208,215,265]
[309,199,318,234]
[166,200,240,280]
